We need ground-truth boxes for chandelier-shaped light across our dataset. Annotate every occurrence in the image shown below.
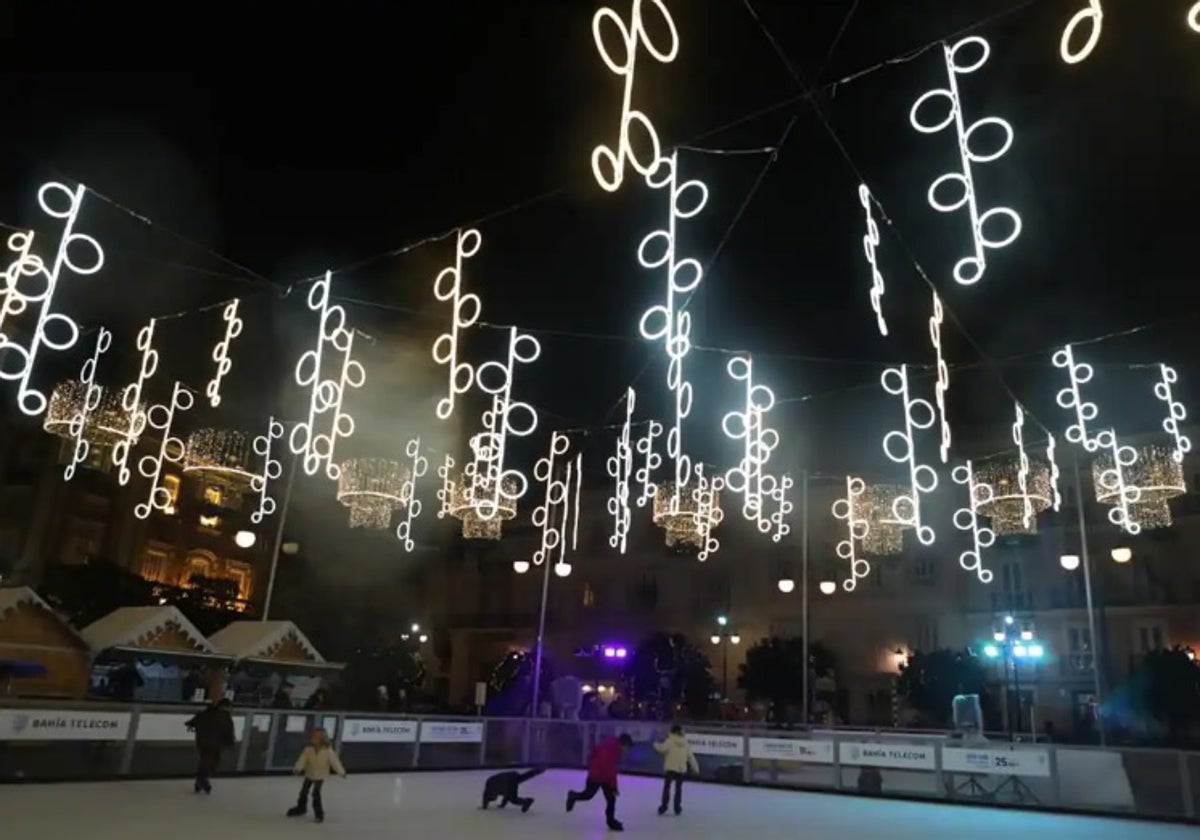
[832,476,870,591]
[974,456,1053,535]
[1093,441,1184,532]
[634,418,663,508]
[1053,344,1102,451]
[880,365,938,545]
[290,272,365,480]
[250,416,285,524]
[0,183,106,417]
[134,382,194,519]
[951,461,995,583]
[59,328,112,481]
[112,321,159,486]
[1090,429,1141,533]
[431,228,482,420]
[1047,433,1063,511]
[853,483,907,556]
[591,0,679,192]
[184,428,257,506]
[336,457,410,529]
[1061,1,1103,64]
[722,356,781,533]
[205,299,243,408]
[652,464,723,561]
[44,380,137,448]
[930,292,951,463]
[1154,364,1191,464]
[638,150,707,513]
[395,438,429,552]
[858,184,888,337]
[449,447,519,541]
[910,36,1021,286]
[606,388,636,553]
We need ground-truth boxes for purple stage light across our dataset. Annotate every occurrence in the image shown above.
[603,647,617,658]
[616,647,627,658]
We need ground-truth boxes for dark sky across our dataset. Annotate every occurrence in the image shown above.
[3,0,1199,508]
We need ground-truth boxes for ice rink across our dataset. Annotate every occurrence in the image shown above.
[2,769,1193,839]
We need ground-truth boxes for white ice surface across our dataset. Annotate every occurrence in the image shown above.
[1,769,1193,840]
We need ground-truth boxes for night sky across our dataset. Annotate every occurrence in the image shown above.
[2,1,1199,576]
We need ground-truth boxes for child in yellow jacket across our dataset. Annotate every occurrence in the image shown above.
[287,728,346,823]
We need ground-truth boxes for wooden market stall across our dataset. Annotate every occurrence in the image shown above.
[0,587,90,699]
[208,621,343,706]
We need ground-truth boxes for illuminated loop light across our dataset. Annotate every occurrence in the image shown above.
[1153,364,1191,464]
[832,476,871,591]
[721,355,781,533]
[0,182,105,416]
[1046,433,1063,511]
[910,36,1021,286]
[64,327,112,481]
[112,321,159,486]
[858,184,888,337]
[606,388,636,553]
[637,151,708,513]
[1094,429,1142,534]
[206,299,243,408]
[250,416,285,524]
[557,453,584,576]
[1053,344,1102,451]
[1191,2,1200,33]
[436,454,456,519]
[952,461,996,584]
[1012,402,1033,529]
[289,272,365,481]
[591,0,679,192]
[768,474,794,543]
[634,419,663,507]
[431,228,483,420]
[929,292,951,463]
[532,432,571,566]
[396,437,430,552]
[134,382,194,519]
[880,364,939,545]
[691,464,724,562]
[1061,1,1103,64]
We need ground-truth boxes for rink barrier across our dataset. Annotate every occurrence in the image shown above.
[0,701,1197,823]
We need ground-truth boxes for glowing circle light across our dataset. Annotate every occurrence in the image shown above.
[1153,364,1191,464]
[635,419,663,508]
[880,365,938,545]
[832,476,871,592]
[134,382,195,520]
[1053,344,1101,451]
[112,321,159,486]
[63,328,112,481]
[1061,1,1103,64]
[250,416,285,524]
[532,432,572,567]
[431,228,483,420]
[951,461,996,584]
[1092,429,1142,534]
[722,355,781,533]
[395,438,430,552]
[206,299,243,408]
[858,184,888,337]
[606,388,636,553]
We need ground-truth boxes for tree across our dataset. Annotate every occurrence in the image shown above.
[622,632,714,719]
[40,563,157,627]
[1132,646,1200,742]
[895,648,993,729]
[342,638,428,711]
[483,650,554,716]
[738,636,836,723]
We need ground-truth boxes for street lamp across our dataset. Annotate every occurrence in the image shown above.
[513,560,530,574]
[1110,547,1132,564]
[234,530,256,549]
[819,580,836,596]
[777,578,796,594]
[711,618,740,700]
[985,619,1046,740]
[1059,554,1080,571]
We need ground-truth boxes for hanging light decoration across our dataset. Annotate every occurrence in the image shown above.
[1153,364,1191,464]
[184,429,257,505]
[250,417,285,524]
[450,471,518,540]
[652,464,723,561]
[722,355,781,533]
[205,299,243,408]
[1060,1,1103,64]
[112,321,158,486]
[533,432,572,566]
[880,364,938,545]
[134,382,194,519]
[1053,344,1102,451]
[852,483,907,556]
[634,418,663,508]
[44,380,136,446]
[56,328,112,480]
[1092,442,1184,532]
[1190,2,1200,33]
[1046,433,1063,511]
[951,461,995,583]
[395,438,429,552]
[974,456,1053,535]
[1090,430,1142,534]
[858,184,888,337]
[767,474,794,543]
[431,228,482,420]
[336,457,410,529]
[929,292,951,463]
[606,388,636,553]
[832,476,870,591]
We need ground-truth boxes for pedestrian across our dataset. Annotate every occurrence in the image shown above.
[185,698,235,794]
[287,727,347,823]
[565,732,633,832]
[304,687,327,710]
[653,724,699,815]
[272,682,294,708]
[481,767,544,812]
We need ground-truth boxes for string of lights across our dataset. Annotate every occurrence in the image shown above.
[205,299,243,408]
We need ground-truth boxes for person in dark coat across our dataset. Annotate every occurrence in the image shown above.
[566,733,633,831]
[272,683,294,708]
[185,699,235,793]
[481,768,544,812]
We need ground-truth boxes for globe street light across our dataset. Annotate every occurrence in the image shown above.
[986,621,1046,739]
[1110,546,1132,564]
[819,580,837,595]
[1060,554,1080,571]
[513,560,531,574]
[234,530,256,549]
[777,578,796,594]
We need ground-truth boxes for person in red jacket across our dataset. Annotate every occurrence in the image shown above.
[566,733,633,831]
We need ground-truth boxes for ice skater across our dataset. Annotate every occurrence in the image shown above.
[480,767,545,811]
[566,733,633,832]
[287,727,346,823]
[653,724,699,815]
[184,698,235,794]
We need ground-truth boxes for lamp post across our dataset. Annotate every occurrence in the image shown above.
[261,451,299,621]
[710,615,741,701]
[984,615,1045,740]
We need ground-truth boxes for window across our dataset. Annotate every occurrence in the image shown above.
[162,475,181,515]
[911,557,935,584]
[582,582,596,607]
[199,485,222,528]
[1136,624,1166,654]
[916,617,939,652]
[1067,625,1093,672]
[140,549,170,584]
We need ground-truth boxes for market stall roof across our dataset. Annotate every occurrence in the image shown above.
[0,586,89,646]
[208,620,342,671]
[81,606,231,662]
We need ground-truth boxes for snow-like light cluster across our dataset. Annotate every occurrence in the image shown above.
[832,476,870,591]
[880,364,938,545]
[722,355,781,533]
[929,291,951,462]
[206,299,243,408]
[396,437,430,552]
[1053,344,1102,451]
[1013,402,1033,529]
[63,328,111,481]
[606,388,636,553]
[1047,433,1063,511]
[638,150,708,513]
[1061,1,1103,64]
[112,321,159,486]
[532,431,572,567]
[591,0,679,192]
[134,382,194,520]
[1094,429,1142,534]
[431,228,483,420]
[1154,364,1191,464]
[635,418,663,508]
[289,272,365,481]
[250,416,285,525]
[0,183,105,417]
[910,37,1021,286]
[858,184,888,336]
[951,460,996,583]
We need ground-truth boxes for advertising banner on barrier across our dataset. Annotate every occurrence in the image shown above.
[135,713,246,742]
[941,746,1051,777]
[838,741,936,770]
[749,737,835,763]
[0,710,131,741]
[685,732,745,758]
[420,721,484,743]
[341,719,418,743]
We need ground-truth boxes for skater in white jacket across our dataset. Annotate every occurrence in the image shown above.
[653,724,700,815]
[287,728,346,823]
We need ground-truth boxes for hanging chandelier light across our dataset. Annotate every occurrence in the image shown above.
[851,483,907,556]
[652,466,723,560]
[336,457,410,529]
[43,380,141,446]
[448,470,517,540]
[184,428,258,506]
[1092,444,1185,531]
[975,456,1053,535]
